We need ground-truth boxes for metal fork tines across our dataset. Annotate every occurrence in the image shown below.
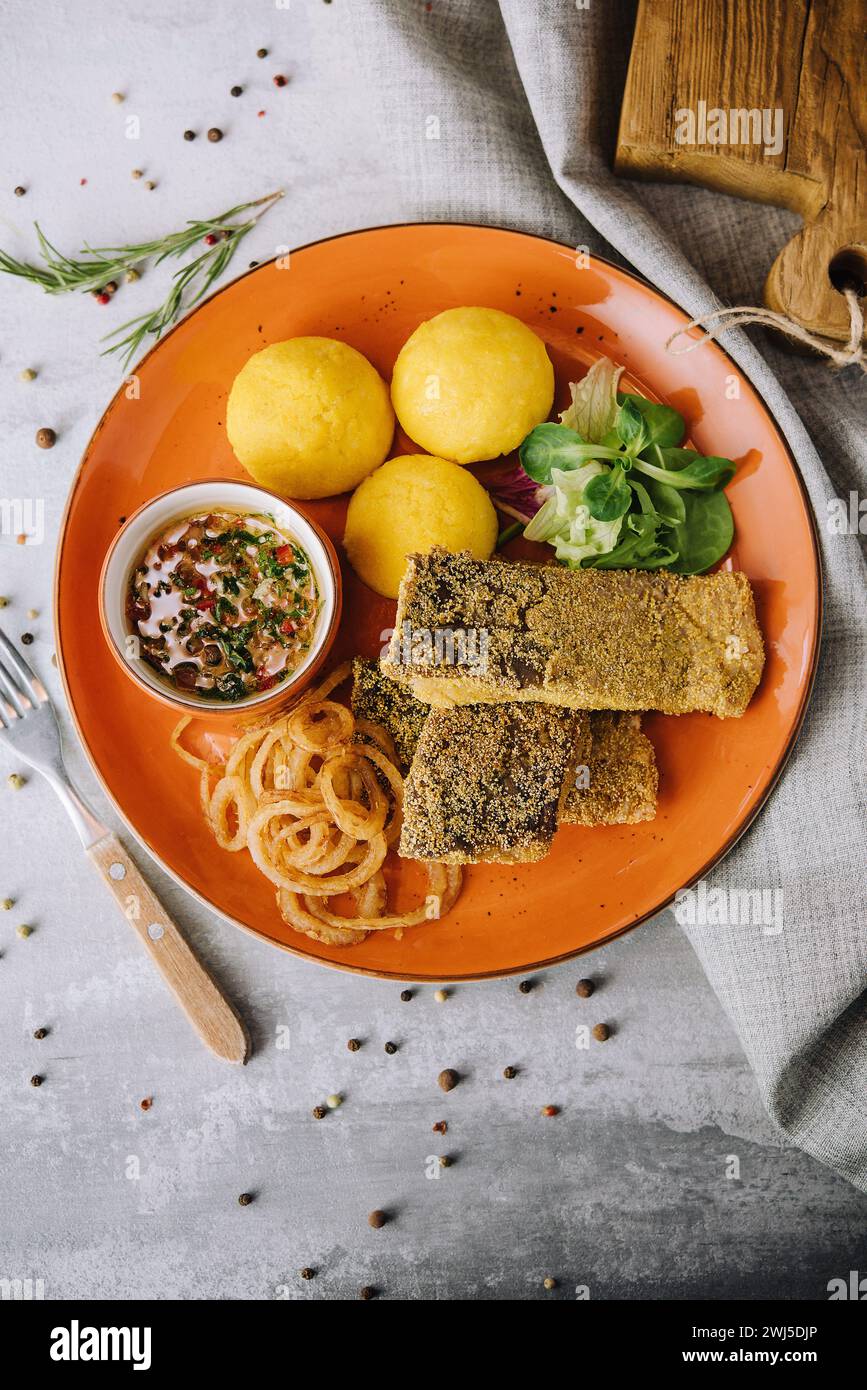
[0,625,107,847]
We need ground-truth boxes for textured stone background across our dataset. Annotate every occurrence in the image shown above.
[0,0,864,1301]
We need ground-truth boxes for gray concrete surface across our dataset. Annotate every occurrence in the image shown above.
[0,0,863,1300]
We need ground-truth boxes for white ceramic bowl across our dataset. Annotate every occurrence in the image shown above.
[99,480,342,715]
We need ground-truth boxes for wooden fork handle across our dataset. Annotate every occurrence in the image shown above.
[88,832,250,1065]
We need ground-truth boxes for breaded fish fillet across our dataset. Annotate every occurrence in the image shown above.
[382,549,764,719]
[564,712,658,826]
[351,656,430,772]
[400,703,592,864]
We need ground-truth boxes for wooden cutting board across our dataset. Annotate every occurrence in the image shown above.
[615,0,866,345]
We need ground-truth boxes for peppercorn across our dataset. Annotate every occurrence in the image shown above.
[503,1066,517,1079]
[131,169,143,180]
[125,268,140,283]
[400,988,412,1001]
[541,1104,559,1117]
[96,292,110,305]
[7,773,25,789]
[543,1276,557,1290]
[35,427,56,448]
[20,633,33,645]
[273,74,288,87]
[14,186,26,197]
[439,1155,452,1168]
[2,898,13,910]
[19,368,37,382]
[326,1094,342,1109]
[359,1286,376,1300]
[33,1027,48,1040]
[140,1096,153,1111]
[144,181,156,191]
[300,1267,315,1280]
[207,128,223,143]
[230,86,243,97]
[434,988,448,1003]
[592,1023,611,1042]
[368,1209,387,1229]
[312,1105,327,1120]
[519,979,533,994]
[256,47,268,58]
[438,1068,459,1092]
[347,1038,361,1052]
[111,92,124,104]
[384,1041,397,1055]
[17,924,33,938]
[576,978,595,998]
[237,1192,254,1206]
[30,1074,43,1087]
[26,609,38,620]
[204,233,218,246]
[432,1120,447,1134]
[183,130,196,141]
[0,598,7,608]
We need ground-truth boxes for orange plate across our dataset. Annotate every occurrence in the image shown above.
[55,224,821,980]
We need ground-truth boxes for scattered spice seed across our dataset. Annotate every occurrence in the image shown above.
[273,74,288,87]
[95,292,110,305]
[2,898,13,910]
[140,1096,153,1111]
[400,988,412,1001]
[33,1028,47,1040]
[592,1023,611,1042]
[432,1120,447,1134]
[237,1192,254,1206]
[7,774,25,790]
[326,1093,342,1109]
[207,128,223,143]
[576,978,595,998]
[347,1038,361,1052]
[312,1105,327,1120]
[14,186,26,197]
[256,47,268,58]
[368,1209,387,1229]
[384,1041,397,1055]
[19,367,37,382]
[203,233,218,246]
[359,1286,376,1300]
[519,979,533,994]
[438,1155,452,1168]
[125,268,140,283]
[28,609,40,620]
[35,427,56,448]
[438,1068,459,1092]
[183,129,196,141]
[111,92,125,104]
[257,110,266,118]
[131,169,143,180]
[300,1267,315,1280]
[503,1066,517,1079]
[543,1276,558,1290]
[541,1104,559,1117]
[30,1074,43,1087]
[144,181,157,191]
[104,281,118,296]
[434,988,448,1003]
[230,86,243,97]
[17,924,33,938]
[0,598,8,608]
[20,633,33,645]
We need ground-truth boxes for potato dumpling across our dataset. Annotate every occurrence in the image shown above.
[226,337,394,499]
[344,454,498,598]
[390,306,554,465]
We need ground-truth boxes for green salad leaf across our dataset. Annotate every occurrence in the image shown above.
[559,356,623,440]
[523,463,625,564]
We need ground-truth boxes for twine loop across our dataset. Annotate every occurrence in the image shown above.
[666,287,866,373]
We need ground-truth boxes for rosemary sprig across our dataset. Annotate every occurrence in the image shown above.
[0,190,284,370]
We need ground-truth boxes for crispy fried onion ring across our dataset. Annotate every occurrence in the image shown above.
[174,663,463,947]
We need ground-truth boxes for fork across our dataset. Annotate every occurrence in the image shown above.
[0,625,250,1064]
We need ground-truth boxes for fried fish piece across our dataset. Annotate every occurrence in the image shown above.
[351,656,430,772]
[400,702,592,864]
[564,712,658,826]
[382,549,764,719]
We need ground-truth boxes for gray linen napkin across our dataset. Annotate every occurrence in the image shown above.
[351,0,866,1188]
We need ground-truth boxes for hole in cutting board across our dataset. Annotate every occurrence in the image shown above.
[828,248,867,298]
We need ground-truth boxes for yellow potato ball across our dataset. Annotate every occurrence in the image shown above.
[343,454,498,598]
[390,306,554,465]
[226,337,394,499]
